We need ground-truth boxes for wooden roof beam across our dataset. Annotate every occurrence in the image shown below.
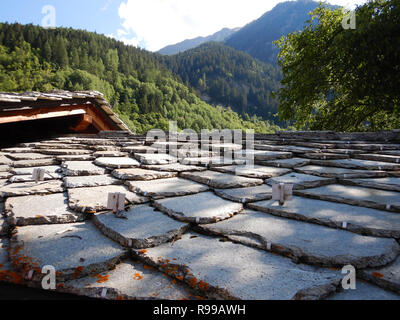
[0,106,87,124]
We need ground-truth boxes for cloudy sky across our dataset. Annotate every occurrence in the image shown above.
[1,0,369,52]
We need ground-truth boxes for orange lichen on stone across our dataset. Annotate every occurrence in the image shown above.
[138,249,147,254]
[176,275,184,281]
[94,274,110,283]
[74,266,84,278]
[143,265,154,271]
[10,248,42,275]
[171,279,177,285]
[188,277,198,288]
[330,267,340,271]
[0,270,23,284]
[133,272,143,280]
[198,280,209,291]
[372,272,385,279]
[35,215,42,218]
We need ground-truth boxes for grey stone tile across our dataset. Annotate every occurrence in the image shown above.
[0,155,12,166]
[133,233,341,300]
[235,150,292,161]
[10,166,61,176]
[248,196,400,238]
[212,165,291,179]
[295,184,400,212]
[112,168,177,181]
[56,155,95,161]
[94,157,140,169]
[0,180,64,198]
[63,175,122,188]
[153,192,243,224]
[6,153,53,161]
[310,159,400,171]
[12,159,58,168]
[10,221,126,282]
[295,165,388,179]
[141,163,207,172]
[258,158,311,169]
[266,172,335,190]
[39,149,93,155]
[360,256,400,294]
[181,171,263,189]
[303,153,349,160]
[68,185,148,213]
[199,210,399,268]
[93,205,189,248]
[65,260,194,300]
[126,178,209,198]
[61,161,106,176]
[133,153,178,165]
[214,185,272,203]
[327,281,400,300]
[93,151,128,158]
[180,157,245,167]
[340,177,400,192]
[355,153,400,164]
[5,192,85,226]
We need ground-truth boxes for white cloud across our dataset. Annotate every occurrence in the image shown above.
[118,0,289,51]
[326,0,367,10]
[117,0,368,51]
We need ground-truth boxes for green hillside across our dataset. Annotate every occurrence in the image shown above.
[0,23,281,134]
[157,42,282,122]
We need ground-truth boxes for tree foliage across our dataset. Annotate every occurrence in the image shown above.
[157,42,282,122]
[0,23,281,134]
[275,0,400,132]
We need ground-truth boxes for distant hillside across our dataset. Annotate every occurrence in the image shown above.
[0,23,280,134]
[158,27,239,55]
[157,42,282,121]
[225,0,327,64]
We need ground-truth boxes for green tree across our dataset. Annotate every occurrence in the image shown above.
[274,0,400,131]
[54,37,69,68]
[42,40,52,61]
[0,22,281,134]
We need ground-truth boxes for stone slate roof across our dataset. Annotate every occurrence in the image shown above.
[0,90,131,133]
[0,130,400,300]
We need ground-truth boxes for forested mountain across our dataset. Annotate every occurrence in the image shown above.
[157,42,281,122]
[225,0,324,64]
[0,23,281,134]
[158,27,239,55]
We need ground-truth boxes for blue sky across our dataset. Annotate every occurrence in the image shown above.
[0,0,368,52]
[0,0,122,36]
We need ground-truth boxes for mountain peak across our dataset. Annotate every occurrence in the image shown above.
[157,27,240,55]
[224,0,331,63]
